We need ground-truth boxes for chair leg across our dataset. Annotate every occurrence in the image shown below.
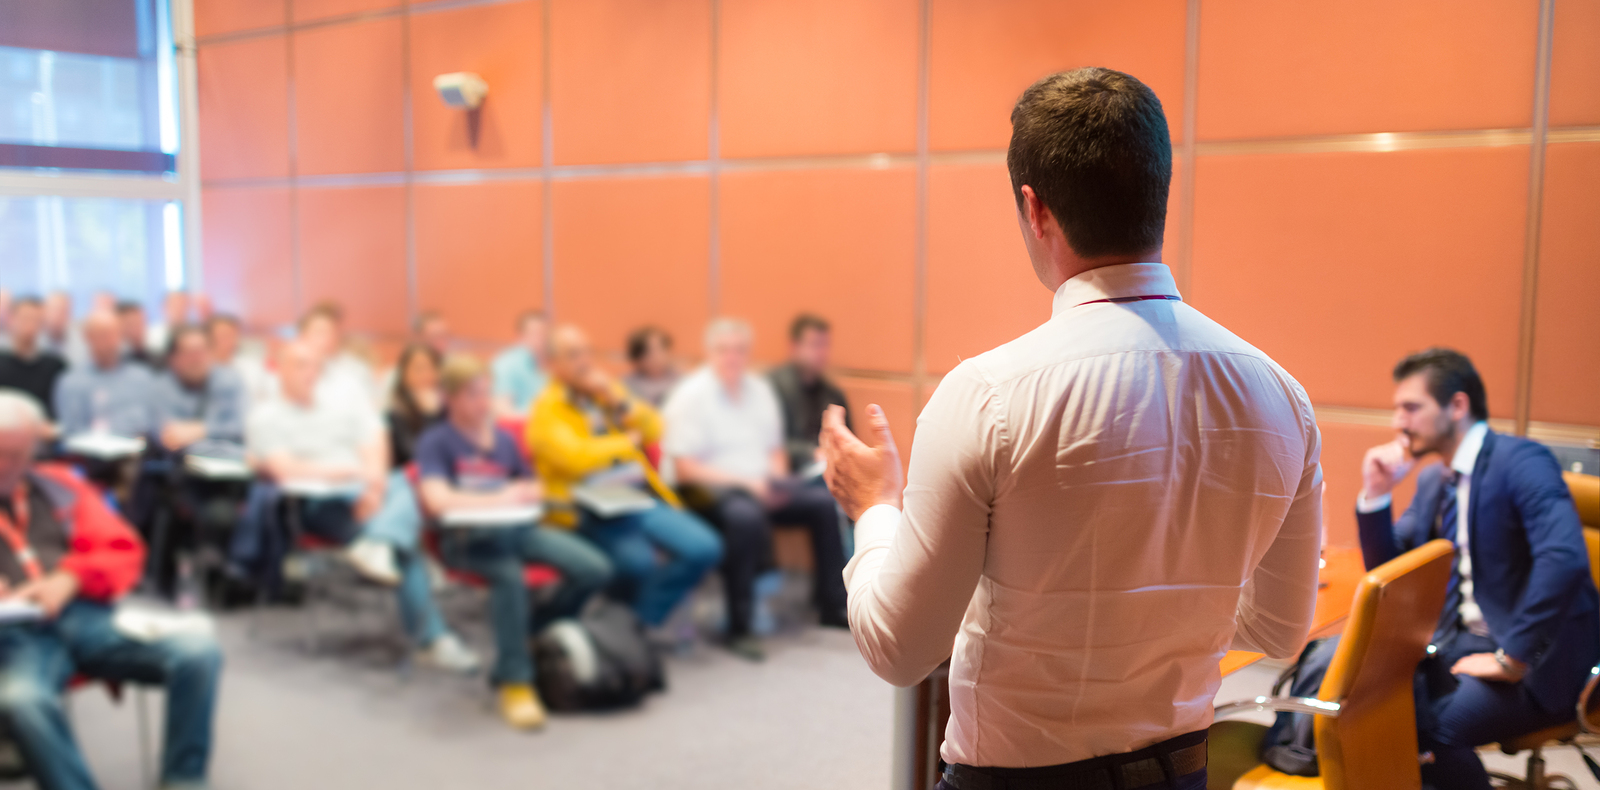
[135,688,153,790]
[1526,745,1547,790]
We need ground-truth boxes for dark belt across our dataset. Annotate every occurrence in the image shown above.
[942,730,1208,790]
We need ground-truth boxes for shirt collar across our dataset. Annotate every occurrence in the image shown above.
[1050,263,1182,316]
[1451,421,1489,477]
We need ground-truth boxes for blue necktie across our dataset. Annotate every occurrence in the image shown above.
[1435,470,1463,637]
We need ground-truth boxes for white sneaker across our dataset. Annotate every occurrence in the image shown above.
[418,633,481,674]
[345,539,401,586]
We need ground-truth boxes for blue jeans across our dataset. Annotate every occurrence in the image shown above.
[438,524,612,686]
[0,601,222,790]
[361,472,450,647]
[579,504,722,627]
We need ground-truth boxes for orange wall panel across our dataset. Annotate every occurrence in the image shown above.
[836,377,917,472]
[719,168,917,372]
[552,177,711,360]
[411,1,545,172]
[198,37,290,180]
[1191,147,1528,415]
[296,187,409,336]
[414,182,544,344]
[718,0,919,158]
[1317,420,1426,550]
[292,0,397,24]
[201,188,296,328]
[925,163,1048,374]
[1531,143,1600,426]
[1550,0,1600,127]
[194,0,284,37]
[551,0,711,165]
[293,18,405,175]
[928,0,1188,151]
[1198,0,1539,139]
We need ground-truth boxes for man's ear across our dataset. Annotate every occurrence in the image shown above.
[1450,391,1472,422]
[1020,185,1046,240]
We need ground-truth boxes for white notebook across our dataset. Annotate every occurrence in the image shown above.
[439,504,544,528]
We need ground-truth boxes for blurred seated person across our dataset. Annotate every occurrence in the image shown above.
[230,341,385,591]
[114,301,157,369]
[52,310,156,440]
[1351,349,1599,790]
[492,310,548,420]
[529,326,720,633]
[662,319,848,661]
[0,297,67,424]
[622,325,679,408]
[0,390,222,790]
[296,302,377,406]
[151,325,247,457]
[204,313,271,408]
[39,292,87,369]
[343,343,481,673]
[768,314,849,475]
[418,355,612,730]
[145,291,189,362]
[415,311,452,358]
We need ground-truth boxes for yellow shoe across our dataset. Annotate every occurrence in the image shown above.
[497,684,548,731]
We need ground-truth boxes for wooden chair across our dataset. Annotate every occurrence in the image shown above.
[1209,539,1456,790]
[1489,472,1600,790]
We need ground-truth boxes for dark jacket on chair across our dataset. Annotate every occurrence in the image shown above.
[1356,429,1600,712]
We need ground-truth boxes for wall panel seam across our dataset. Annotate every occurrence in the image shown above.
[540,0,554,318]
[911,0,930,408]
[1514,0,1557,436]
[1175,0,1200,301]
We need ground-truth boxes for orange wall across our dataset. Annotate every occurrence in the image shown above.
[195,0,1600,548]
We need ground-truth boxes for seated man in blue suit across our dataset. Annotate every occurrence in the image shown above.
[1357,347,1598,790]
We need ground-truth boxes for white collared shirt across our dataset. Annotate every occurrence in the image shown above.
[1359,421,1490,636]
[661,366,784,481]
[844,263,1324,768]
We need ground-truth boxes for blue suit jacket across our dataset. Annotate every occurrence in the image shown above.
[1356,430,1599,712]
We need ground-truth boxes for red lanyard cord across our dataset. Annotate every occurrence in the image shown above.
[0,486,41,582]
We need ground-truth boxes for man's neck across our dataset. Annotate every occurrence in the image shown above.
[1434,419,1477,468]
[451,414,492,447]
[10,336,38,360]
[286,390,315,409]
[718,372,743,401]
[92,356,120,373]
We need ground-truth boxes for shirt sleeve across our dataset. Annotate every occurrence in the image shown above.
[660,380,706,461]
[246,405,282,458]
[753,376,785,455]
[841,361,999,687]
[415,429,452,481]
[1230,385,1323,659]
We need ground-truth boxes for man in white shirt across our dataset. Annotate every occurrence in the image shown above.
[663,318,849,661]
[821,68,1322,790]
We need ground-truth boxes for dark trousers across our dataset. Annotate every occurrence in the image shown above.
[937,730,1209,790]
[691,483,847,637]
[1417,625,1574,790]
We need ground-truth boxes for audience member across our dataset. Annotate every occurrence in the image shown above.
[1352,349,1598,790]
[150,325,247,456]
[345,343,480,673]
[418,355,612,730]
[0,390,223,790]
[146,290,190,359]
[53,311,156,439]
[662,319,849,661]
[0,297,67,422]
[297,302,378,406]
[206,313,274,407]
[492,310,548,419]
[415,311,452,357]
[232,342,385,589]
[768,314,850,475]
[529,325,720,632]
[622,326,679,408]
[39,292,87,368]
[114,300,158,368]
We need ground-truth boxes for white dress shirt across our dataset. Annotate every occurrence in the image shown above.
[1358,420,1489,636]
[661,366,784,481]
[843,263,1323,768]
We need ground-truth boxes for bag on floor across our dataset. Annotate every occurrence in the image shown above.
[1260,637,1333,776]
[535,599,665,711]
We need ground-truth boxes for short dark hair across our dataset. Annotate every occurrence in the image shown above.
[165,323,209,359]
[1006,68,1172,258]
[11,296,42,311]
[515,310,546,332]
[789,313,830,343]
[114,300,144,315]
[1393,348,1488,422]
[626,326,671,363]
[298,301,343,330]
[206,313,241,333]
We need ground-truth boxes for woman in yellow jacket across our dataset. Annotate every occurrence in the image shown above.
[526,325,722,629]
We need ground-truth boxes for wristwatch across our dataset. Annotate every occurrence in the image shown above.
[1493,648,1526,680]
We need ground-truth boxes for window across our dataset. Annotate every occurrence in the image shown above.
[0,0,196,312]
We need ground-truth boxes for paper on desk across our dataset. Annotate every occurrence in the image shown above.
[440,504,544,528]
[185,454,253,480]
[0,599,44,625]
[573,483,657,518]
[279,479,365,499]
[113,604,216,642]
[62,433,146,460]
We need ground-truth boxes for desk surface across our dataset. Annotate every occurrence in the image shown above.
[1220,546,1365,676]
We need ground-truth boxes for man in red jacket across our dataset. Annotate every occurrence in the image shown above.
[0,390,221,790]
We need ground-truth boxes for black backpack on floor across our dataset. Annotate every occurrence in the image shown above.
[535,599,665,711]
[1260,637,1333,776]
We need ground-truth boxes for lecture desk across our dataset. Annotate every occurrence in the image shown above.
[889,546,1367,790]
